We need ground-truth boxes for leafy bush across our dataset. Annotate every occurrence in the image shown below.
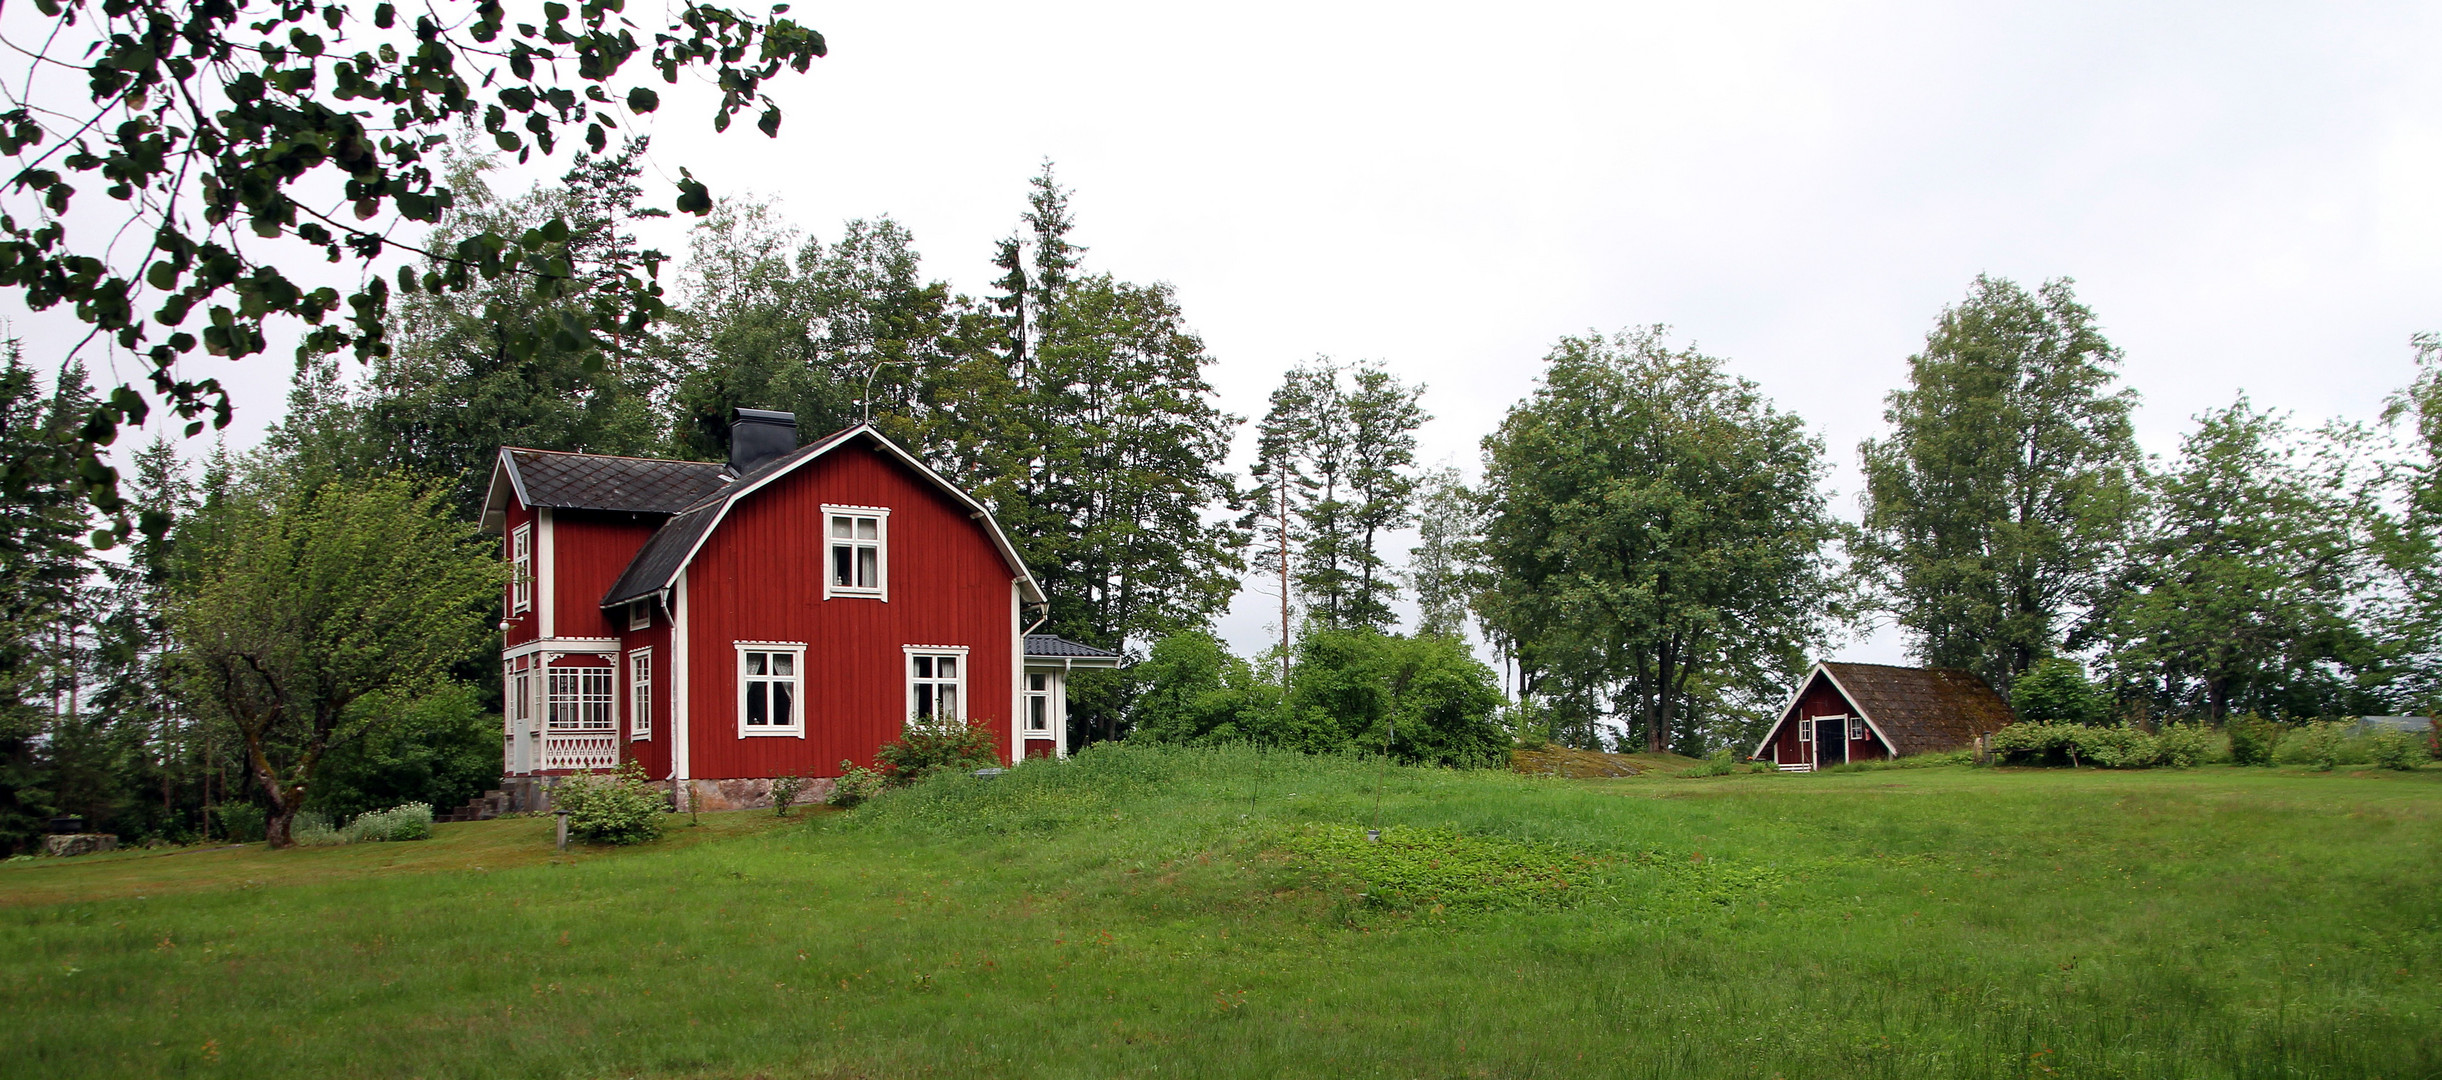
[828,761,886,808]
[554,762,665,845]
[2369,730,2428,771]
[305,685,498,824]
[1989,722,2173,768]
[876,719,1002,785]
[2287,722,2349,772]
[213,804,266,843]
[2226,714,2279,766]
[770,775,804,817]
[1128,630,1283,745]
[2012,658,2113,727]
[1680,749,1739,777]
[2154,723,2212,768]
[349,802,433,842]
[1285,630,1508,767]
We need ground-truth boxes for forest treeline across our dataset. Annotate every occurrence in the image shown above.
[5,143,2441,850]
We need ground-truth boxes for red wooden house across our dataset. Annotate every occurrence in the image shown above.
[479,411,1121,809]
[1750,662,2014,771]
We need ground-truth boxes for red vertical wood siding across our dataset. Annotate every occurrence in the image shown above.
[684,443,1018,781]
[553,511,660,640]
[619,617,673,779]
[1765,673,1892,763]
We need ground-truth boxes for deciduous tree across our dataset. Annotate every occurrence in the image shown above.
[1478,328,1838,753]
[171,472,499,847]
[1857,276,2142,694]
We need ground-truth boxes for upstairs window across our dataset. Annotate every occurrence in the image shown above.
[511,524,533,614]
[627,600,651,631]
[1848,717,1866,742]
[824,506,889,599]
[737,644,805,736]
[906,648,966,722]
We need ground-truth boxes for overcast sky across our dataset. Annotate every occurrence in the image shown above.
[17,1,2442,663]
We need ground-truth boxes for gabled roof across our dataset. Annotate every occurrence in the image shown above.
[1753,661,2015,758]
[481,447,732,532]
[599,424,1047,609]
[1024,635,1123,659]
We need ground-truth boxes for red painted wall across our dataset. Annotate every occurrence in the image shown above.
[619,616,673,779]
[553,511,661,640]
[1765,673,1892,764]
[681,442,1018,781]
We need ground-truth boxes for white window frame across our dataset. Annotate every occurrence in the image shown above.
[1024,671,1052,735]
[735,642,808,738]
[904,645,970,724]
[1847,716,1866,742]
[1798,717,1813,744]
[547,667,614,733]
[627,599,651,631]
[822,505,890,601]
[511,523,533,614]
[629,649,653,741]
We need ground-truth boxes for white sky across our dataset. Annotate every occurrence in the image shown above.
[15,1,2442,664]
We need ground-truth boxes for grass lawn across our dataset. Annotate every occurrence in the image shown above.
[2,747,2435,1079]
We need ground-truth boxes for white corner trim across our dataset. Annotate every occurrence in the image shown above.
[672,572,691,783]
[1009,579,1023,766]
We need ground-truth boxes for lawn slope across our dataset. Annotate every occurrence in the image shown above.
[3,746,2436,1079]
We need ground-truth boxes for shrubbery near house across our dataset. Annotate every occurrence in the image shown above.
[555,762,665,845]
[770,775,806,816]
[828,761,887,807]
[876,719,1001,785]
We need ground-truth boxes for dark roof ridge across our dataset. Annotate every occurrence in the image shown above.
[502,445,728,469]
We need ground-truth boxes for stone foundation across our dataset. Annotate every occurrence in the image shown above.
[670,776,837,812]
[43,833,118,857]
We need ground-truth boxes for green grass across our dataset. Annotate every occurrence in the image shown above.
[3,747,2437,1079]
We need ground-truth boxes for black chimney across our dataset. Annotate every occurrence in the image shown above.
[728,408,798,475]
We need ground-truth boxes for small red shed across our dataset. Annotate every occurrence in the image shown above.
[1751,662,2015,771]
[480,412,1112,809]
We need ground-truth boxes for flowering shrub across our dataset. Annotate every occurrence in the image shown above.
[349,802,433,842]
[555,762,665,845]
[828,761,887,808]
[770,775,805,817]
[875,719,1001,785]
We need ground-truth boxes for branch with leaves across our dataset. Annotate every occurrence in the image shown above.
[0,0,823,545]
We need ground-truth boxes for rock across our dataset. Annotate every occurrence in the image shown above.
[42,833,119,858]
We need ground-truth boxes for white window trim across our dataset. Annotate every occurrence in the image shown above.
[511,523,533,614]
[627,599,651,631]
[735,641,808,738]
[1847,716,1866,742]
[822,504,891,601]
[1024,671,1053,736]
[903,644,970,724]
[1798,717,1813,743]
[629,648,653,741]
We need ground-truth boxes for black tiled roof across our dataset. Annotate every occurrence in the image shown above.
[506,449,731,514]
[597,427,864,608]
[1024,635,1122,658]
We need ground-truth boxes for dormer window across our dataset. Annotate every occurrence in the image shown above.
[823,506,889,599]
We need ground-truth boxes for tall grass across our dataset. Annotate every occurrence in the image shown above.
[2,743,2435,1079]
